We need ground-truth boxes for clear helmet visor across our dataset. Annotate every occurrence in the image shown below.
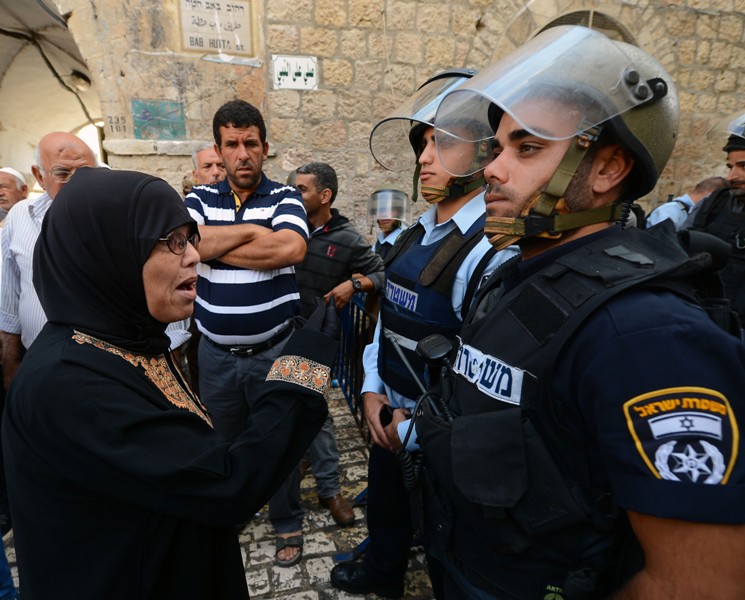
[434,25,660,177]
[368,188,410,222]
[707,111,745,142]
[369,73,473,171]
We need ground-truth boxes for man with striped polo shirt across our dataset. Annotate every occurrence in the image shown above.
[185,99,309,565]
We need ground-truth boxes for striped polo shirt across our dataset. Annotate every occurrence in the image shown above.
[185,174,308,346]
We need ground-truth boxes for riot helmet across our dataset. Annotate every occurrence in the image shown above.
[369,69,487,203]
[433,25,679,249]
[708,111,745,153]
[368,188,410,223]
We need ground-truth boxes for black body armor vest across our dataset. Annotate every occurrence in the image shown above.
[690,187,745,320]
[418,225,731,599]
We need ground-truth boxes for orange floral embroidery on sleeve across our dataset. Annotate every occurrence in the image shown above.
[266,355,330,394]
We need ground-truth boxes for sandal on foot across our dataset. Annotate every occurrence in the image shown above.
[275,534,303,567]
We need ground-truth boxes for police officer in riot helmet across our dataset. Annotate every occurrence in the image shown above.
[686,111,745,326]
[368,188,409,260]
[416,25,745,599]
[330,69,518,598]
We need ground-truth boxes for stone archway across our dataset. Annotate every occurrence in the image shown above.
[470,0,655,64]
[0,0,102,186]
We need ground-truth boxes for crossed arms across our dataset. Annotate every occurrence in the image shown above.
[196,223,306,270]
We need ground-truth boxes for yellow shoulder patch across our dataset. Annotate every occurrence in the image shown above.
[624,387,738,484]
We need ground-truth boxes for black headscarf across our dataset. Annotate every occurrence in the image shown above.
[33,167,197,354]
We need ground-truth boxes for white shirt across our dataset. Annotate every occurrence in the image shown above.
[0,194,51,348]
[166,319,191,350]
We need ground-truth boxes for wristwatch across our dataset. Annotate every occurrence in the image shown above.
[351,277,363,292]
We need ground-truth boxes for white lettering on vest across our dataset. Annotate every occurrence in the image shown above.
[453,338,524,405]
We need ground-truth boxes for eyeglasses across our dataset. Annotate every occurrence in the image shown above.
[158,231,200,255]
[47,167,76,184]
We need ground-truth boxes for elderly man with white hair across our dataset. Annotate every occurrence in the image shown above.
[0,133,98,388]
[0,168,27,222]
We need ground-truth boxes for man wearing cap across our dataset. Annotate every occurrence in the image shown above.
[0,165,28,538]
[0,168,27,221]
[687,114,745,326]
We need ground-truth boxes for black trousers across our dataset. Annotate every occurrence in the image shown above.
[362,444,414,585]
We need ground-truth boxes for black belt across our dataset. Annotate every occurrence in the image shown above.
[207,323,293,357]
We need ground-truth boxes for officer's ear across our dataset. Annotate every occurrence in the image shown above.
[590,144,634,195]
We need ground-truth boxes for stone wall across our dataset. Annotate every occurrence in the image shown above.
[57,0,745,225]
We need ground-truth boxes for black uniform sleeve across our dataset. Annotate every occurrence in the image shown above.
[555,289,745,524]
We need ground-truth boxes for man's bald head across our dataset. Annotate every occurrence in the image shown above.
[32,132,97,199]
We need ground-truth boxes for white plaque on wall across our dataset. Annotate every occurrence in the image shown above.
[180,0,254,57]
[272,55,318,91]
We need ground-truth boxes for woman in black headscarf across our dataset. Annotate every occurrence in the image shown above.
[2,168,335,599]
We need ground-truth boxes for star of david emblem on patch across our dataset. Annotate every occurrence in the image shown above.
[624,387,739,485]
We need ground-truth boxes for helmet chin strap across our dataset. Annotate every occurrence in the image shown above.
[419,173,485,204]
[412,165,421,202]
[413,131,491,203]
[485,191,551,251]
[484,127,624,250]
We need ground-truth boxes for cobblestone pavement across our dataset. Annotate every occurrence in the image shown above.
[2,388,434,599]
[239,388,434,599]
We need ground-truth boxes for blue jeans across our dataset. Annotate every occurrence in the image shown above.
[0,540,17,600]
[198,334,303,534]
[308,413,342,498]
